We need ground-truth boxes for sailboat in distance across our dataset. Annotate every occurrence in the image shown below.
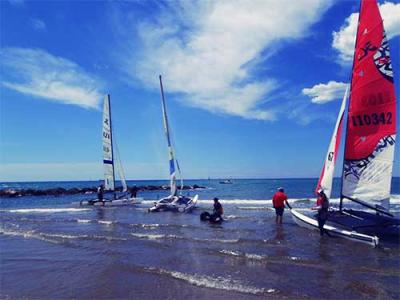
[148,75,198,212]
[290,0,399,246]
[81,95,140,206]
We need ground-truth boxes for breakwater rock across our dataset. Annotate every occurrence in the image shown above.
[0,185,205,198]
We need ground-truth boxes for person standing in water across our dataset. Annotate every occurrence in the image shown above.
[272,187,288,224]
[312,189,330,236]
[212,197,224,221]
[130,186,138,198]
[97,184,104,203]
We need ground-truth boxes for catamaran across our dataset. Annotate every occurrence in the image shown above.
[81,95,140,206]
[290,0,399,246]
[148,76,198,212]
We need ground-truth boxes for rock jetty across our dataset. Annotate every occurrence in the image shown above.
[0,185,205,198]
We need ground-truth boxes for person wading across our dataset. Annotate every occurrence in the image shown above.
[97,184,104,205]
[312,189,330,236]
[272,187,288,224]
[212,197,224,221]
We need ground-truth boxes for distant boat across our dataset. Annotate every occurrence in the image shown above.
[148,76,198,213]
[81,95,139,206]
[219,179,233,184]
[289,0,399,246]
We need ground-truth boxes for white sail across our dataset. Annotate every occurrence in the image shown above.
[342,135,396,204]
[102,95,115,191]
[316,86,348,199]
[159,75,177,196]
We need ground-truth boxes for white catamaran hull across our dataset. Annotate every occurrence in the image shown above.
[290,209,379,247]
[149,195,198,213]
[80,197,142,207]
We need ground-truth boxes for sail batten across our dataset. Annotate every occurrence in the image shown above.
[341,0,397,204]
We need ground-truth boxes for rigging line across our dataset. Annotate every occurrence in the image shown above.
[113,131,128,192]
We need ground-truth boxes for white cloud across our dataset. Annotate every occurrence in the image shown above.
[0,47,103,109]
[31,18,46,31]
[332,2,400,63]
[302,81,347,104]
[122,0,332,120]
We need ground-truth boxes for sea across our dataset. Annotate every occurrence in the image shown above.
[1,178,399,299]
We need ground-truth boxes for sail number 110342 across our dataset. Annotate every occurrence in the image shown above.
[351,112,392,126]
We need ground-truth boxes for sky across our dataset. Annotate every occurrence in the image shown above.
[0,0,399,182]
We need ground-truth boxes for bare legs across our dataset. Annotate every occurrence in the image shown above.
[276,215,283,224]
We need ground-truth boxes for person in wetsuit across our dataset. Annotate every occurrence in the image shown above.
[97,184,104,203]
[130,186,138,198]
[211,197,224,221]
[312,189,330,236]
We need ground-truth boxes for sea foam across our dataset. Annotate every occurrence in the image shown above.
[146,267,272,295]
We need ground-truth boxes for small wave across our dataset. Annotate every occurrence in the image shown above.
[219,250,241,256]
[98,220,114,225]
[236,206,271,210]
[77,219,91,223]
[224,215,239,220]
[39,232,88,239]
[200,199,272,205]
[145,267,272,295]
[131,233,182,240]
[140,224,160,228]
[219,250,263,260]
[130,223,193,230]
[130,233,238,244]
[218,249,324,269]
[40,232,127,242]
[0,228,60,244]
[4,208,89,213]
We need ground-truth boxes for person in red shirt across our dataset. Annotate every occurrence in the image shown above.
[272,187,288,224]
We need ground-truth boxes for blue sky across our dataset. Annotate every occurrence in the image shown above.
[0,0,399,181]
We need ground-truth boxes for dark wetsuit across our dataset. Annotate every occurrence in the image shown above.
[212,202,223,221]
[97,186,104,202]
[130,187,138,198]
[317,195,329,236]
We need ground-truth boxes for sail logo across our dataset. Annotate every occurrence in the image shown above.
[328,152,334,162]
[358,41,377,61]
[373,33,393,82]
[344,135,395,181]
[360,91,391,108]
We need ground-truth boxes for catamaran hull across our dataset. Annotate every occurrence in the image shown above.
[290,209,379,247]
[148,195,198,213]
[80,197,142,207]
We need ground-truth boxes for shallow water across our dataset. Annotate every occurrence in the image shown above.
[1,179,399,299]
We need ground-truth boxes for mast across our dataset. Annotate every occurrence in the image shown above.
[159,75,177,197]
[109,95,116,199]
[340,0,397,214]
[339,0,363,212]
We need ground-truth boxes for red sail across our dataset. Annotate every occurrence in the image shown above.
[342,0,397,203]
[345,0,396,160]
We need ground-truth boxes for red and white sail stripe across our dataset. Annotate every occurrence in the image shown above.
[316,86,348,199]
